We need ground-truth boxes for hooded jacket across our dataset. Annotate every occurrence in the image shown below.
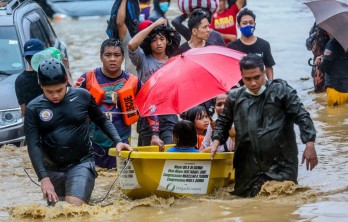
[212,79,316,197]
[148,0,171,22]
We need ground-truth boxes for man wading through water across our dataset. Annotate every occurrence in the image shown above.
[25,58,132,206]
[210,54,318,197]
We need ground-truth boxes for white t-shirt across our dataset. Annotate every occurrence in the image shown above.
[201,124,234,152]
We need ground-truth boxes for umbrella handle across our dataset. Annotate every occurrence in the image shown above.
[308,58,316,67]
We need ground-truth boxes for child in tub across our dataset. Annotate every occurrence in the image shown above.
[180,105,210,149]
[167,120,200,152]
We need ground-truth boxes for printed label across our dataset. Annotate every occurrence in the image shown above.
[157,160,211,194]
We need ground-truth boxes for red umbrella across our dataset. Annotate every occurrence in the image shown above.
[135,46,245,117]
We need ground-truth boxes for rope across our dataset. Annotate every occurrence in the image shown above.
[23,150,135,204]
[96,150,134,203]
[24,168,40,187]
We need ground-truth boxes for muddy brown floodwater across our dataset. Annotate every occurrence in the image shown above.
[1,0,348,221]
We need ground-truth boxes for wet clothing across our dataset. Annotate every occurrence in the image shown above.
[210,4,239,45]
[47,160,97,202]
[76,68,159,168]
[129,46,166,83]
[15,70,43,106]
[319,38,348,93]
[171,14,225,46]
[25,87,122,180]
[212,79,316,197]
[227,37,275,68]
[326,87,348,107]
[167,147,200,152]
[77,69,142,147]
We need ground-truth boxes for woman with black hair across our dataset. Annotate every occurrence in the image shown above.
[128,17,181,149]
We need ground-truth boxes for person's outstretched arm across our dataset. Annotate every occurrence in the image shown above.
[117,0,128,41]
[128,17,167,52]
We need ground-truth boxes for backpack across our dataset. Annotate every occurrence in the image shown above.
[106,0,140,39]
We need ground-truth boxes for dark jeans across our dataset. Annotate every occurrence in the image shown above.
[137,114,178,146]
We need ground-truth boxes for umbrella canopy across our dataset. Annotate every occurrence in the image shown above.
[135,46,245,117]
[305,0,348,51]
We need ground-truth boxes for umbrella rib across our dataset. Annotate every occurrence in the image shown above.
[185,55,233,91]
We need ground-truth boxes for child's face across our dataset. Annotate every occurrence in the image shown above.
[195,111,210,131]
[215,94,228,115]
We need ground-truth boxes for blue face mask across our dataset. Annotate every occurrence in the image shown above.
[159,2,169,13]
[240,25,255,37]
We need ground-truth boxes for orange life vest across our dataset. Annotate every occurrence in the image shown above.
[85,70,139,126]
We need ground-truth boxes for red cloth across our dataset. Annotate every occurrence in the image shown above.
[197,134,204,149]
[210,4,239,45]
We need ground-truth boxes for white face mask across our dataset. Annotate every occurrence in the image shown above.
[246,85,266,96]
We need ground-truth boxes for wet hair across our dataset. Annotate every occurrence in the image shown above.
[140,25,181,56]
[188,9,210,31]
[180,105,207,123]
[173,120,198,147]
[239,53,265,72]
[237,8,256,25]
[100,38,124,55]
[192,7,212,23]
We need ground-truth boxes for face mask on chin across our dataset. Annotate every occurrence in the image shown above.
[246,85,266,96]
[159,2,169,13]
[240,25,255,37]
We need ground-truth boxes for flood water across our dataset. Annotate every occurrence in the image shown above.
[1,0,348,221]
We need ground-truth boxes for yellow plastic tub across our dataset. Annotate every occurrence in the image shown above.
[109,145,234,199]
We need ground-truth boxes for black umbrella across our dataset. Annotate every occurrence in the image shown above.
[305,0,348,51]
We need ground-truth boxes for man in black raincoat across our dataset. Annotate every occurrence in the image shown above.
[210,54,318,197]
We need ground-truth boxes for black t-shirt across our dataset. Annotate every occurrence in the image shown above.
[227,37,276,67]
[25,87,122,179]
[15,70,43,105]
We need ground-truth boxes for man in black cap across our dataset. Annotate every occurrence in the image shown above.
[15,39,45,116]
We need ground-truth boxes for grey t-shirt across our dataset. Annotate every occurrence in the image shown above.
[122,31,137,76]
[128,46,166,83]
